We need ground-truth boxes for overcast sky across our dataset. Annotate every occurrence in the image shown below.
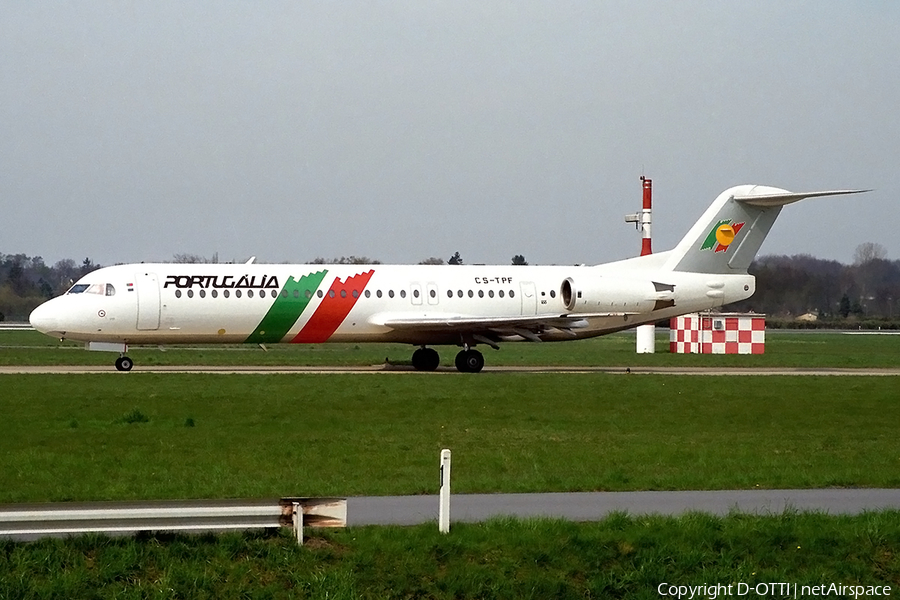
[2,2,897,267]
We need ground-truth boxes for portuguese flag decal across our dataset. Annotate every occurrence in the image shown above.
[700,220,745,253]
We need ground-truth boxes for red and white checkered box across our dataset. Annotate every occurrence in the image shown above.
[669,313,765,354]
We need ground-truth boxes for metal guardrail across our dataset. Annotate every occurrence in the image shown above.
[0,497,346,544]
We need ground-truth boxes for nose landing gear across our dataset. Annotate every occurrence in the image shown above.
[115,356,134,372]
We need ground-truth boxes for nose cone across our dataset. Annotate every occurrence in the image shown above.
[29,300,63,336]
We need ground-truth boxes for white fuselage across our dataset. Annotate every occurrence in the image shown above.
[29,258,754,347]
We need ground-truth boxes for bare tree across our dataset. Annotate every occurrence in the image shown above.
[173,253,208,264]
[418,257,445,265]
[854,242,887,265]
[309,256,381,265]
[511,254,528,266]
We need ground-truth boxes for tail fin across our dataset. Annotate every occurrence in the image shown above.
[663,185,868,274]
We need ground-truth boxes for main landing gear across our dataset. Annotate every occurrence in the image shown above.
[411,347,440,371]
[410,346,485,373]
[115,355,134,372]
[454,348,484,373]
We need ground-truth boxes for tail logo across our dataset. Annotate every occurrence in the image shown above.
[700,220,745,253]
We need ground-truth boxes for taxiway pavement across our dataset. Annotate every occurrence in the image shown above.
[2,365,900,375]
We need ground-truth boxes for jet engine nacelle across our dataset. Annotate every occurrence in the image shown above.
[560,276,665,314]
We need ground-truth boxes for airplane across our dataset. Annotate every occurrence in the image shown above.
[29,185,865,372]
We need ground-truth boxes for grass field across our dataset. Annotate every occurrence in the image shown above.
[1,373,898,502]
[3,513,899,599]
[3,332,899,597]
[2,329,900,368]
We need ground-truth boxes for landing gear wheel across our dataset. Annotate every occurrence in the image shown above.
[455,349,484,373]
[115,356,134,372]
[411,347,440,371]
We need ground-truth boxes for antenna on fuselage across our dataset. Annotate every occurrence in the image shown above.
[245,256,256,265]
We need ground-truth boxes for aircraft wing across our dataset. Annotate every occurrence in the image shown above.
[370,312,637,341]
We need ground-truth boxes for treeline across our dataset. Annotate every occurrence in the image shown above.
[727,252,900,326]
[0,254,101,321]
[2,249,897,324]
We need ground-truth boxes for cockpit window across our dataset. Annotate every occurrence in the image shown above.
[67,283,107,295]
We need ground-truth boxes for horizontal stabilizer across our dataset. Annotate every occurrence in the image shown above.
[734,189,869,207]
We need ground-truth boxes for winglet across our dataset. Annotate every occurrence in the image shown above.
[733,189,870,207]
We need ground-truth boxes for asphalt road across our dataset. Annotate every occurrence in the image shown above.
[348,489,900,526]
[5,490,899,541]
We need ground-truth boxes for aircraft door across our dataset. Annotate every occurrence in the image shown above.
[410,283,423,305]
[520,281,537,315]
[426,283,439,305]
[135,272,161,330]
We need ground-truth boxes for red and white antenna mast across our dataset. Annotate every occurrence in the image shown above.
[624,176,653,253]
[640,176,652,256]
[625,176,655,353]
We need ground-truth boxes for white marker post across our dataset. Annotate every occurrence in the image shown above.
[439,449,451,533]
[292,501,303,546]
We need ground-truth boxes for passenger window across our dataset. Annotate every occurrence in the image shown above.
[352,290,359,298]
[175,290,182,298]
[430,289,436,298]
[236,290,242,298]
[447,290,453,298]
[365,290,371,298]
[457,290,463,298]
[187,290,194,298]
[105,284,116,296]
[224,290,230,298]
[550,290,556,298]
[340,290,347,298]
[498,290,504,298]
[199,290,206,298]
[413,289,420,298]
[377,290,383,298]
[212,290,218,298]
[400,290,406,298]
[509,290,515,298]
[328,290,335,298]
[389,290,394,298]
[478,290,484,298]
[468,290,473,298]
[317,290,323,298]
[488,290,494,298]
[248,290,254,298]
